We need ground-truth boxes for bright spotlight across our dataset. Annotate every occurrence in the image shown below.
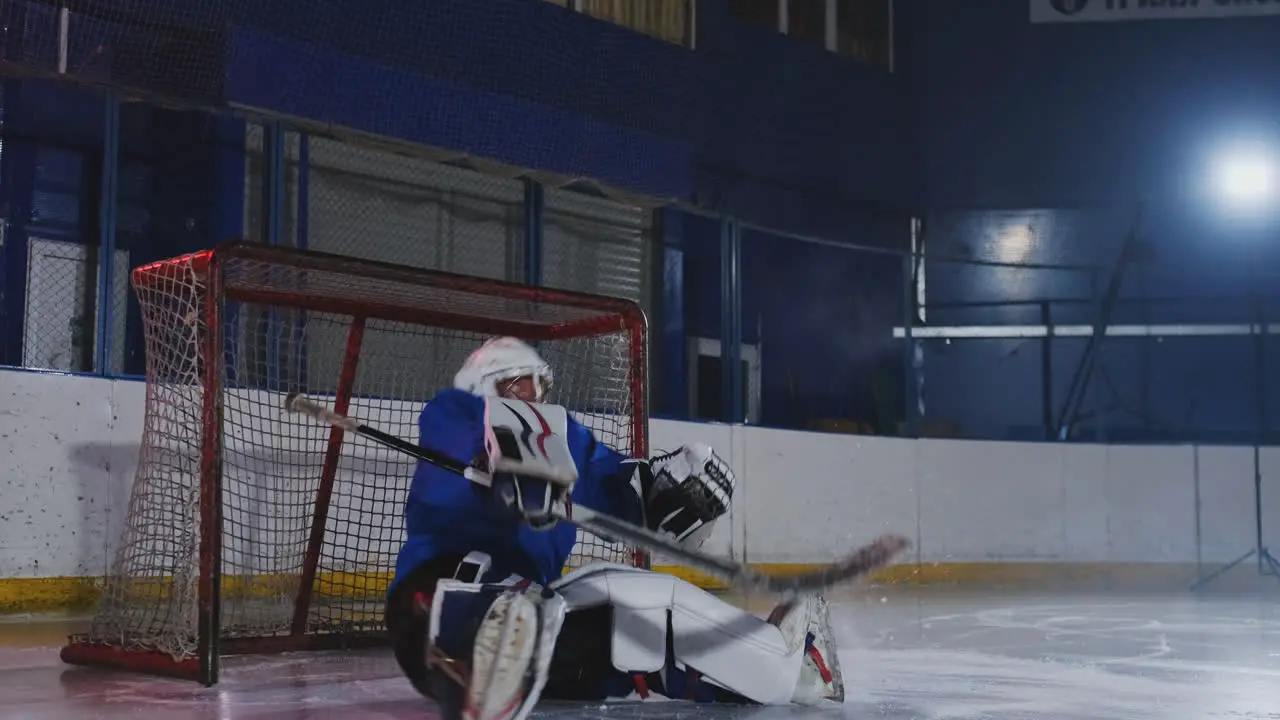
[1210,149,1276,210]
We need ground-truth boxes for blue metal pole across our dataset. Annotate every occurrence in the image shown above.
[901,253,917,437]
[523,179,544,286]
[1040,301,1053,440]
[95,91,120,376]
[731,222,743,423]
[294,132,310,389]
[262,122,286,390]
[730,221,742,424]
[720,217,731,423]
[720,217,743,424]
[262,122,285,246]
[296,133,309,251]
[0,80,34,368]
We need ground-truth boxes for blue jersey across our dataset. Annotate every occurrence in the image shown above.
[390,388,644,590]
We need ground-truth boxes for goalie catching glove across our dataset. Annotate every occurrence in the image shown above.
[490,441,737,545]
[635,442,735,549]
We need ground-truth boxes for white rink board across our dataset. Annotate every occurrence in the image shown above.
[740,426,919,564]
[917,439,1069,562]
[1,368,1279,581]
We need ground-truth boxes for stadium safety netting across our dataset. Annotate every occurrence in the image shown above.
[2,0,693,169]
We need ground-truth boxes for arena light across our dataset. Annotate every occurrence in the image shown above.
[1209,145,1277,213]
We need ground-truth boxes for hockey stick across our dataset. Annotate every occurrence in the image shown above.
[283,392,910,594]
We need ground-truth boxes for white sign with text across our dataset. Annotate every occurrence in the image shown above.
[1031,0,1280,24]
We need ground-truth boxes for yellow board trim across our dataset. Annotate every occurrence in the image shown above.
[0,571,397,616]
[651,561,1230,592]
[0,562,1246,615]
[0,577,103,615]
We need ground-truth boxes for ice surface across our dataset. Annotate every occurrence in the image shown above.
[5,589,1279,719]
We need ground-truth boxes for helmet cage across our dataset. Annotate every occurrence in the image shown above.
[480,363,553,402]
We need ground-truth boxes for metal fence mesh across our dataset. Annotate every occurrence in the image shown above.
[18,237,128,373]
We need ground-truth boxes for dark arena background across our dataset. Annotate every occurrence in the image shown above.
[2,1,1279,718]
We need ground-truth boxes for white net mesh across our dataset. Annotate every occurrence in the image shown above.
[70,243,646,667]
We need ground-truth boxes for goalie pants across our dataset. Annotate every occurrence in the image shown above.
[383,554,751,703]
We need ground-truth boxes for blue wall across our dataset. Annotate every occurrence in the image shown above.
[679,211,906,429]
[0,0,909,227]
[223,0,910,228]
[741,228,904,431]
[902,0,1280,209]
[900,0,1280,442]
[0,0,911,224]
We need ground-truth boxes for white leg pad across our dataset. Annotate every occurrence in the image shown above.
[551,565,809,705]
[427,579,567,720]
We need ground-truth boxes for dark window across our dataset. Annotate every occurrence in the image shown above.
[693,353,750,422]
[837,0,892,70]
[787,0,826,48]
[729,0,781,33]
[580,0,690,45]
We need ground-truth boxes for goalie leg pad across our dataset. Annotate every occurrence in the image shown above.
[427,579,567,720]
[551,565,839,706]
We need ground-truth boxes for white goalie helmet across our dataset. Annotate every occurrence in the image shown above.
[453,336,554,401]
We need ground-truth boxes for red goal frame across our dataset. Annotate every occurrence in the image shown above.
[60,240,650,685]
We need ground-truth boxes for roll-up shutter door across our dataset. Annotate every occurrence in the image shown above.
[542,187,652,313]
[306,137,525,281]
[292,137,526,398]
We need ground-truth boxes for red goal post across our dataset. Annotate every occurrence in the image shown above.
[61,241,649,685]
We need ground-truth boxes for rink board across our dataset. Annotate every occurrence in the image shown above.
[2,369,1280,613]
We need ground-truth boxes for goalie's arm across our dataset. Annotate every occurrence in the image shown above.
[546,425,641,529]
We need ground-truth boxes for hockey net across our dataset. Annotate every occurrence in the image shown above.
[61,241,648,684]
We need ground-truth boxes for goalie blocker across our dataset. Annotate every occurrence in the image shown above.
[384,391,846,719]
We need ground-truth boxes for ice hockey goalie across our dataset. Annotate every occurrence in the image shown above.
[382,337,845,720]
